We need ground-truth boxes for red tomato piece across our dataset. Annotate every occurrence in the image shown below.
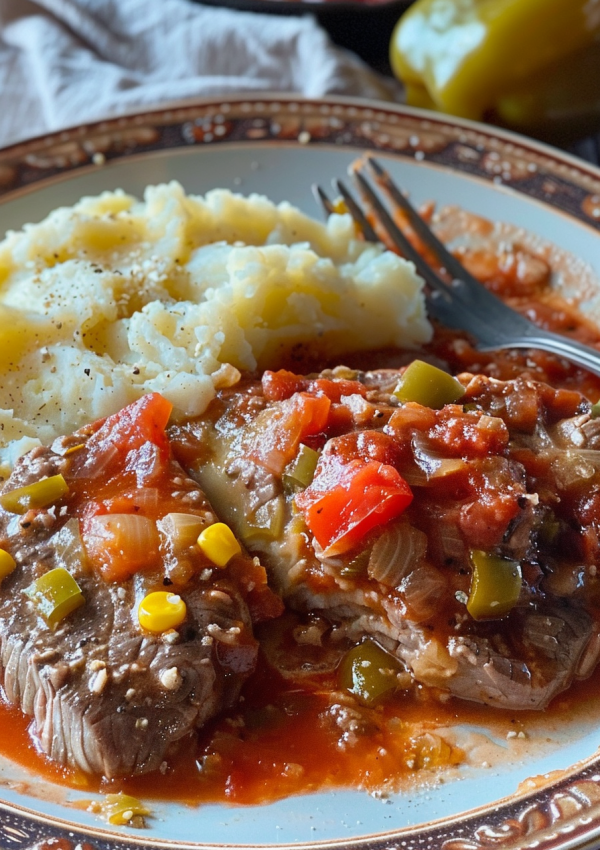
[262,370,367,403]
[88,392,173,459]
[309,378,367,403]
[328,429,404,468]
[247,392,331,475]
[296,451,413,557]
[77,393,173,489]
[262,370,305,401]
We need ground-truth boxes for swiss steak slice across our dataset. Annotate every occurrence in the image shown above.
[171,367,600,712]
[0,394,278,778]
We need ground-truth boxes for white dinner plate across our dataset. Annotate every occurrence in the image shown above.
[1,95,600,850]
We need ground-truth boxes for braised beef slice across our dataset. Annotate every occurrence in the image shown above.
[0,446,257,778]
[172,369,600,712]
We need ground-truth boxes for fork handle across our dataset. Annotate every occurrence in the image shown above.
[479,331,600,380]
[428,289,600,380]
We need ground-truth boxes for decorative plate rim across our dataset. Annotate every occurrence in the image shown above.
[1,94,600,233]
[1,93,600,850]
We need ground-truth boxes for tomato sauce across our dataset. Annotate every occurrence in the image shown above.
[2,644,600,807]
[3,232,600,811]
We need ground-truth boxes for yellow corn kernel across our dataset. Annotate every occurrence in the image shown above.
[197,522,241,567]
[0,549,16,581]
[138,591,187,634]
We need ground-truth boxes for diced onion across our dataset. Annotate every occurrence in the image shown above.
[125,488,161,511]
[429,459,467,479]
[89,513,157,545]
[52,517,88,575]
[401,562,447,621]
[368,522,427,587]
[412,433,467,480]
[158,513,207,550]
[552,451,596,489]
[399,465,429,487]
[573,449,600,464]
[428,520,466,563]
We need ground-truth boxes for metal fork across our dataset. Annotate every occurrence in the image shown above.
[313,156,600,379]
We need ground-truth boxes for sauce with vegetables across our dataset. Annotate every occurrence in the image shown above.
[1,209,600,813]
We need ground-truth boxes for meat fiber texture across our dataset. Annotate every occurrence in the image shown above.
[0,446,258,778]
[180,369,600,713]
[0,183,431,474]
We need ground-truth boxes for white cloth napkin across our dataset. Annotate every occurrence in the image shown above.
[0,0,399,148]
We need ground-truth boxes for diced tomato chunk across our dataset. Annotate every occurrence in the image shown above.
[262,370,367,403]
[75,393,173,491]
[296,435,413,557]
[324,403,355,436]
[88,393,173,461]
[247,392,331,475]
[81,512,161,582]
[385,403,437,443]
[262,370,305,401]
[428,408,510,457]
[308,378,367,404]
[459,492,520,549]
[330,430,404,468]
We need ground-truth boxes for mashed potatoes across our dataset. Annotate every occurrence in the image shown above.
[0,182,431,472]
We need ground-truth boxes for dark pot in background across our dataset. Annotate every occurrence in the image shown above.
[196,0,412,68]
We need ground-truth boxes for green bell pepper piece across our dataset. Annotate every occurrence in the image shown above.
[394,360,465,409]
[467,549,522,620]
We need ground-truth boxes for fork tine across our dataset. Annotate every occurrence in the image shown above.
[333,180,378,243]
[313,181,379,243]
[365,157,497,291]
[364,157,458,270]
[363,157,529,324]
[349,171,452,300]
[312,184,336,218]
[323,165,600,375]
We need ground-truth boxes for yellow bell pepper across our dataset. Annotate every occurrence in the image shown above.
[0,474,69,515]
[390,0,600,123]
[24,567,85,628]
[0,549,16,582]
[102,793,151,826]
[495,40,600,134]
